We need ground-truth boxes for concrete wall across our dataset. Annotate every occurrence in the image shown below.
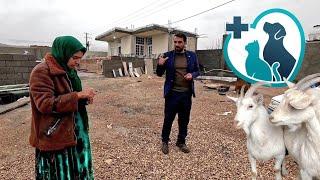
[186,37,197,51]
[152,33,169,55]
[168,34,197,52]
[102,57,145,78]
[296,41,320,80]
[108,40,121,56]
[0,54,38,85]
[121,35,134,55]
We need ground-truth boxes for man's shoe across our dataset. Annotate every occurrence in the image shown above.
[161,142,169,154]
[176,143,190,153]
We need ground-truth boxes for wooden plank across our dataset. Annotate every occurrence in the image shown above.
[122,61,129,76]
[140,67,145,74]
[196,76,237,82]
[118,68,123,77]
[133,72,140,77]
[0,84,28,91]
[144,58,153,75]
[0,97,30,115]
[128,62,134,77]
[134,67,143,76]
[112,69,117,78]
[0,87,29,93]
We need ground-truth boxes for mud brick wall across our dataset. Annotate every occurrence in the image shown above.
[296,41,320,81]
[79,59,103,74]
[0,54,38,85]
[102,57,145,78]
[196,49,224,76]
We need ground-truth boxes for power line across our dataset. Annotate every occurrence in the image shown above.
[117,0,185,27]
[109,0,161,25]
[87,0,175,35]
[114,0,173,26]
[166,0,237,25]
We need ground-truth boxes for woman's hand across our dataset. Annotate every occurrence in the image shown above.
[77,88,96,103]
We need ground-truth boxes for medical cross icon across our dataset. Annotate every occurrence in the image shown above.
[226,16,249,39]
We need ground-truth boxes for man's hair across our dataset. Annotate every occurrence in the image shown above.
[174,33,187,43]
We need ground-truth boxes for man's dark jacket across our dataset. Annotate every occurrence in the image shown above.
[156,50,200,97]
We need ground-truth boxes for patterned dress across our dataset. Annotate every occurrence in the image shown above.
[35,112,94,180]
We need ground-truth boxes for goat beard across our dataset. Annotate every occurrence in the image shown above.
[233,121,242,129]
[288,124,302,132]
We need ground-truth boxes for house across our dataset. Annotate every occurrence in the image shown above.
[95,24,198,58]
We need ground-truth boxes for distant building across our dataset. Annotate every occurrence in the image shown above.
[308,25,320,41]
[95,24,198,58]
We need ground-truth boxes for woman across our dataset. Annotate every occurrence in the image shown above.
[29,36,95,179]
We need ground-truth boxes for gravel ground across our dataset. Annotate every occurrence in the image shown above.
[0,75,299,179]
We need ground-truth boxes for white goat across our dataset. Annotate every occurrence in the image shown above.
[270,73,320,179]
[227,83,287,180]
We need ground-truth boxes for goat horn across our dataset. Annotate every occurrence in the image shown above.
[245,82,265,98]
[240,85,245,98]
[296,73,320,90]
[300,77,320,91]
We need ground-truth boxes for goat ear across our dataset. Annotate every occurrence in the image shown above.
[289,93,312,109]
[283,77,295,88]
[254,93,264,105]
[226,95,238,103]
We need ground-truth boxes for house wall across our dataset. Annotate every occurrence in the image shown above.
[168,35,197,52]
[121,35,134,55]
[108,40,121,56]
[186,37,197,51]
[152,33,169,55]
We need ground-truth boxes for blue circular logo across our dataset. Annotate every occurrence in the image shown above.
[224,8,305,87]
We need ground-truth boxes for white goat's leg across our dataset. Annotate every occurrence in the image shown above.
[299,169,312,180]
[281,156,288,176]
[274,154,285,180]
[248,153,257,180]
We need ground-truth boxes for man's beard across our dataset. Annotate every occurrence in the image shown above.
[175,46,184,52]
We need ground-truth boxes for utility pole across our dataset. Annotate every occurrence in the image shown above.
[84,32,90,51]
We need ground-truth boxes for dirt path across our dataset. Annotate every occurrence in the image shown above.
[0,75,298,179]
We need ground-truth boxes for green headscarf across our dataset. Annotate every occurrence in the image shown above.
[51,36,86,92]
[51,36,90,130]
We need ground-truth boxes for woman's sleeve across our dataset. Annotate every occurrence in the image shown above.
[29,67,79,114]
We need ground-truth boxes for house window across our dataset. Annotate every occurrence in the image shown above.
[135,37,145,56]
[147,46,152,56]
[118,46,121,55]
[146,37,152,56]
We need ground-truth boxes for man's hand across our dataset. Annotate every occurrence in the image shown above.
[184,73,193,81]
[158,55,168,66]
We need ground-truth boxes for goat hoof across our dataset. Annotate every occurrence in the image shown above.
[251,172,257,180]
[281,169,288,176]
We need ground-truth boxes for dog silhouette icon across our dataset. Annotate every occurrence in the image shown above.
[263,22,296,80]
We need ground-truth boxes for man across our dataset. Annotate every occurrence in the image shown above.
[156,33,200,154]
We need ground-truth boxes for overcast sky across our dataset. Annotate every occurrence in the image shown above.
[0,0,318,51]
